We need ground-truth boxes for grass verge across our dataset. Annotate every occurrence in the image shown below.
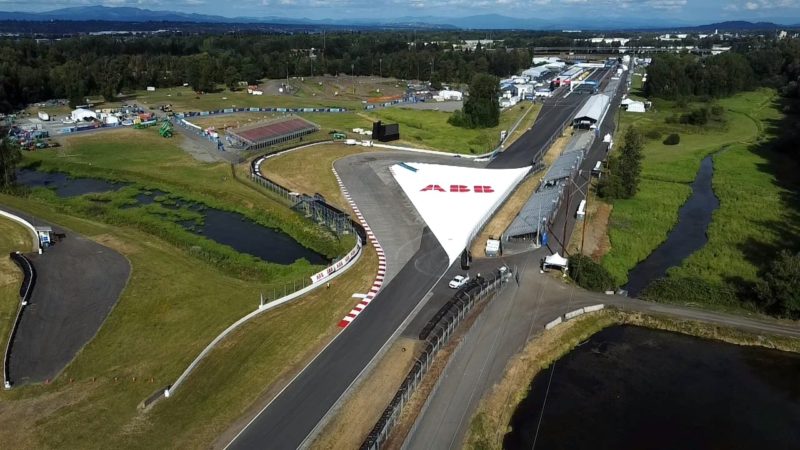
[0,217,34,375]
[0,194,378,449]
[601,89,777,286]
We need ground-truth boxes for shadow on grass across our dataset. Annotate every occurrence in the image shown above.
[729,97,800,312]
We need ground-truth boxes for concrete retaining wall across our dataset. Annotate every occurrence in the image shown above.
[0,209,40,254]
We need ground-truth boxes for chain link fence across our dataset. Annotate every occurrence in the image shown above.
[360,267,513,450]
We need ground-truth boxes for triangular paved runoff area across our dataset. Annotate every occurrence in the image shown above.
[391,162,529,264]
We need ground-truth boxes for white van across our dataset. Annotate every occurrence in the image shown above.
[576,200,587,219]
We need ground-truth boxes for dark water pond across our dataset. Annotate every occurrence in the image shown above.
[16,168,127,197]
[183,208,328,265]
[17,169,328,266]
[624,155,719,297]
[505,325,800,450]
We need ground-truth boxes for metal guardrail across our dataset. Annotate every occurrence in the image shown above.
[4,252,36,389]
[360,267,512,450]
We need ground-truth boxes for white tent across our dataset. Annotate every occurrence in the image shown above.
[71,108,97,122]
[543,253,569,270]
[391,162,529,264]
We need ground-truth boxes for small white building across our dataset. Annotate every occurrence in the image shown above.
[627,101,646,113]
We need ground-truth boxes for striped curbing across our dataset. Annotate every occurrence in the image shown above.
[332,167,387,328]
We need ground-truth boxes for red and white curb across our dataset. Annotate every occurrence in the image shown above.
[333,168,386,328]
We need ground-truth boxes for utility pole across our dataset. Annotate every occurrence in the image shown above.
[379,58,382,78]
[561,175,572,255]
[352,63,355,95]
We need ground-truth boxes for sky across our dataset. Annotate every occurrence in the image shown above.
[2,0,800,24]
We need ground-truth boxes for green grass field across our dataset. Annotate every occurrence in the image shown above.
[364,103,537,154]
[0,217,34,378]
[186,103,535,155]
[22,128,352,271]
[601,88,782,288]
[0,194,377,449]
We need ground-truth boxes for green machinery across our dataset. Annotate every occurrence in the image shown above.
[329,130,347,141]
[159,120,173,138]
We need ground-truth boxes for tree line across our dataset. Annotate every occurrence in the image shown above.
[0,32,537,113]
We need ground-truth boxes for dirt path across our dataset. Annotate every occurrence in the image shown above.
[568,193,612,260]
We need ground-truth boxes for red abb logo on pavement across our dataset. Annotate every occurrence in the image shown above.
[420,184,494,193]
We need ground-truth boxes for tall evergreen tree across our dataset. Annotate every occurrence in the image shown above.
[598,128,644,200]
[0,135,22,190]
[449,73,500,129]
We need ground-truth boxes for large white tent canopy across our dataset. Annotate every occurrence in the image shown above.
[391,162,529,263]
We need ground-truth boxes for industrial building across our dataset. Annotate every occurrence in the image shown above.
[572,93,610,128]
[227,117,319,151]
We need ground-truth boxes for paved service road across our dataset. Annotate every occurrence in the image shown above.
[405,67,800,449]
[5,211,130,385]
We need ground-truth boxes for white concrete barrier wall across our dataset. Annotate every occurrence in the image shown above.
[0,209,40,254]
[583,304,605,313]
[545,317,563,330]
[564,308,585,321]
[166,240,363,398]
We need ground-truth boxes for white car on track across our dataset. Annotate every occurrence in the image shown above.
[448,274,470,289]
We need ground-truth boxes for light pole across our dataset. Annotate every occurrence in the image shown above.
[379,58,382,78]
[351,63,355,95]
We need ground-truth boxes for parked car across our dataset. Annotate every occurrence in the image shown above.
[449,274,470,289]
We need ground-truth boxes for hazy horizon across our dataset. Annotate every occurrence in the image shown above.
[1,0,800,26]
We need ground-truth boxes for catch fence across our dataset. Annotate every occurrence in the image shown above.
[360,267,513,450]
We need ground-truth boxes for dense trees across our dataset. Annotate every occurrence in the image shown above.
[0,135,22,190]
[644,52,756,99]
[449,73,500,128]
[0,33,536,113]
[598,128,644,200]
[756,250,800,319]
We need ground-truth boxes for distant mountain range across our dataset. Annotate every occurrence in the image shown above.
[0,6,799,31]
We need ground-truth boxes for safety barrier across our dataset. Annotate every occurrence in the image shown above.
[4,252,36,389]
[165,238,362,398]
[175,106,348,119]
[0,209,40,254]
[163,147,368,399]
[543,304,605,331]
[360,267,512,450]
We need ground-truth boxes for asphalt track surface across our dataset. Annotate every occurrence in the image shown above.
[490,68,610,169]
[5,211,130,385]
[229,150,479,449]
[227,229,449,450]
[227,70,613,449]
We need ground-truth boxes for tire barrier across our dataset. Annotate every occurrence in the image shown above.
[360,267,512,450]
[175,106,348,119]
[4,252,36,389]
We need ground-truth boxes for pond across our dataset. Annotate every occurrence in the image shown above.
[16,169,328,266]
[182,208,328,265]
[624,155,719,297]
[504,325,800,450]
[16,168,127,197]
